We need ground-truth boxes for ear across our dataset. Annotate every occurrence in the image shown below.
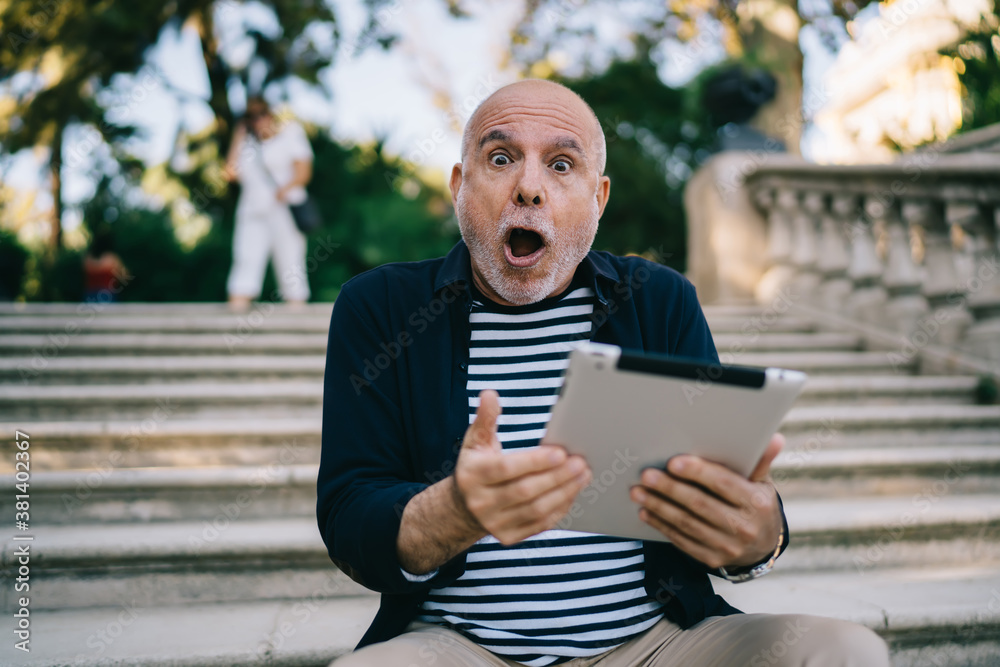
[449,163,463,205]
[596,175,611,218]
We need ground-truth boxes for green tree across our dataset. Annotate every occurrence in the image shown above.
[0,0,339,253]
[511,0,878,154]
[945,10,1000,133]
[559,54,714,272]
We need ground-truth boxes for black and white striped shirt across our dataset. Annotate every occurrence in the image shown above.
[416,279,664,666]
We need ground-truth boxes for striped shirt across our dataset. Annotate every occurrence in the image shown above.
[416,279,664,666]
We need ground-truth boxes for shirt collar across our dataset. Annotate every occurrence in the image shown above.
[435,239,622,298]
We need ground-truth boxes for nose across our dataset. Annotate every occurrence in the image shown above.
[512,162,545,208]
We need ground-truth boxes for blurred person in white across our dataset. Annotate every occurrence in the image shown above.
[223,95,313,312]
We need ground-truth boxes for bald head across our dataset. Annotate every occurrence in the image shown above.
[460,79,607,176]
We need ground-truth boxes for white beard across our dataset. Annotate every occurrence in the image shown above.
[457,190,599,305]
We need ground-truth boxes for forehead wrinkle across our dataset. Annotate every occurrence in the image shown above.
[461,81,606,172]
[475,103,591,139]
[473,112,593,162]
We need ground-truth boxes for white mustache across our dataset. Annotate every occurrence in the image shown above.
[498,209,552,246]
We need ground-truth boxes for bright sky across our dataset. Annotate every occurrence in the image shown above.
[1,0,842,236]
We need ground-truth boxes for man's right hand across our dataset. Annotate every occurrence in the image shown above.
[453,390,592,545]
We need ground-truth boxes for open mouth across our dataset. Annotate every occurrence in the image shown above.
[504,228,546,268]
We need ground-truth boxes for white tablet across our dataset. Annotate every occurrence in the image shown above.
[540,342,807,542]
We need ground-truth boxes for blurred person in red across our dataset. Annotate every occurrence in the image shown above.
[83,228,128,303]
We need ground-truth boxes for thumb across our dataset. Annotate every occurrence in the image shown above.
[749,432,784,483]
[465,390,502,452]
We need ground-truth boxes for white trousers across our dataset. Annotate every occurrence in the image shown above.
[226,201,311,302]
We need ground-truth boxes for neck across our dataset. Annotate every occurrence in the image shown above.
[469,265,574,307]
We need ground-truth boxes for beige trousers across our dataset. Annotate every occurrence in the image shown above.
[330,613,890,667]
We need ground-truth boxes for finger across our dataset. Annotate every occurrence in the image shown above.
[496,469,592,541]
[491,455,590,508]
[466,445,569,486]
[638,508,731,570]
[631,482,733,546]
[464,390,502,452]
[663,455,753,507]
[748,433,784,483]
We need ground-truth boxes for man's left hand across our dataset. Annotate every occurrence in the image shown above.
[629,433,784,570]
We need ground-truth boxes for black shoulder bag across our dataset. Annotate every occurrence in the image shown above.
[257,144,323,235]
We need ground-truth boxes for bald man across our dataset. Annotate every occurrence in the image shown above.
[317,80,889,666]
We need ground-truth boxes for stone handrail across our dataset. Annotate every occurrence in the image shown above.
[685,149,1000,368]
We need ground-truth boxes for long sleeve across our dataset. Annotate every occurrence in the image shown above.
[315,277,464,594]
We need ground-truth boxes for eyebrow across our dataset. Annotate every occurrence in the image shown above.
[477,131,587,157]
[553,136,586,156]
[478,129,510,151]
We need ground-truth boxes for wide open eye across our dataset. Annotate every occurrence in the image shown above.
[552,160,571,173]
[490,154,511,167]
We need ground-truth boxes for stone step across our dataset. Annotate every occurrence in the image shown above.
[0,314,819,341]
[701,304,770,317]
[11,447,1000,526]
[0,355,328,385]
[0,418,321,471]
[3,374,975,422]
[0,302,334,316]
[0,330,860,357]
[0,313,332,334]
[0,381,324,421]
[0,596,379,667]
[705,314,817,333]
[5,565,996,667]
[0,350,913,387]
[7,404,998,472]
[713,332,861,351]
[3,495,995,610]
[3,313,817,336]
[773,446,1000,498]
[726,351,916,375]
[781,405,1000,449]
[716,563,1000,667]
[0,302,760,317]
[0,333,330,356]
[796,375,981,405]
[5,464,319,525]
[0,518,368,611]
[779,494,1000,573]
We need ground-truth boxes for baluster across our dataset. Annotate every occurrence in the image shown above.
[754,188,798,303]
[844,196,888,327]
[955,203,1000,361]
[906,199,972,352]
[794,192,824,302]
[881,197,929,338]
[818,194,855,313]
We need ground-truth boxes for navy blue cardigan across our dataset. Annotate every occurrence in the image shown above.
[316,240,788,649]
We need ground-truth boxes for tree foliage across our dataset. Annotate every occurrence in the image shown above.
[559,54,714,272]
[944,10,1000,133]
[0,0,339,250]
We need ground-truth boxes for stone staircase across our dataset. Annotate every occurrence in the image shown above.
[1,302,998,666]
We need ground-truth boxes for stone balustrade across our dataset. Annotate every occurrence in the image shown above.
[686,146,1000,366]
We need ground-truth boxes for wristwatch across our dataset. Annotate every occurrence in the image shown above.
[717,525,785,583]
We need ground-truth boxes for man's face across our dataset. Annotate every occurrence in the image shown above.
[451,83,610,306]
